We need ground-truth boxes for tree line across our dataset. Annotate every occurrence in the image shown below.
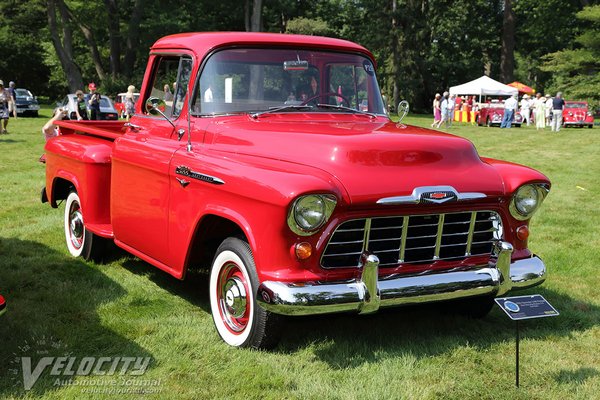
[0,0,598,111]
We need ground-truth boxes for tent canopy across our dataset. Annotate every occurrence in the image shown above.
[449,75,518,97]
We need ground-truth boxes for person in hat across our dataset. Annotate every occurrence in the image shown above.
[88,82,102,120]
[431,93,441,127]
[0,80,15,134]
[534,95,546,130]
[519,94,531,126]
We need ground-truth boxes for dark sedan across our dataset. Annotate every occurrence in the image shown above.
[15,88,40,117]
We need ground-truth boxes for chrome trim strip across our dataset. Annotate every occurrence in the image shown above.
[362,218,371,253]
[433,214,445,259]
[258,243,546,316]
[465,211,477,256]
[175,165,225,185]
[399,216,409,263]
[377,186,486,205]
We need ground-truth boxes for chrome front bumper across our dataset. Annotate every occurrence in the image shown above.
[256,241,546,316]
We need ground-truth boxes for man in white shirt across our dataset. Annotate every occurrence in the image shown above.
[445,94,456,128]
[500,95,518,128]
[520,94,532,126]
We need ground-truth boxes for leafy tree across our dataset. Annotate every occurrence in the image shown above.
[540,4,600,107]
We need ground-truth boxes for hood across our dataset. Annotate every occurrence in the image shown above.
[205,115,505,205]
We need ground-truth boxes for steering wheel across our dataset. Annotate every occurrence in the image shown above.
[301,92,350,108]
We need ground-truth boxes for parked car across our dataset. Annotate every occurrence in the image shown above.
[563,101,594,128]
[57,94,118,120]
[477,102,523,127]
[15,88,40,117]
[0,294,6,316]
[114,92,140,118]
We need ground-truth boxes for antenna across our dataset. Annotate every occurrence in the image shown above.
[187,77,193,152]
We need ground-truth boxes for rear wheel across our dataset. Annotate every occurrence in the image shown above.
[64,191,107,261]
[209,237,282,349]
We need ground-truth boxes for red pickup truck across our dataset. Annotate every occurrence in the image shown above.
[42,32,550,349]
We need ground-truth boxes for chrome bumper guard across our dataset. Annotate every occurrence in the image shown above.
[256,241,546,316]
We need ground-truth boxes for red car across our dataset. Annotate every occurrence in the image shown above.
[0,294,6,316]
[114,92,140,118]
[42,32,550,349]
[477,102,523,127]
[563,101,594,128]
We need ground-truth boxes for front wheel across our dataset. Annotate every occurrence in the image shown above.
[209,237,283,349]
[64,191,107,261]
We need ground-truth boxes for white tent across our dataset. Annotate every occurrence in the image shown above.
[449,75,518,97]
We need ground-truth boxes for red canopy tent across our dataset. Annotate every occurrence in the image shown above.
[508,81,536,95]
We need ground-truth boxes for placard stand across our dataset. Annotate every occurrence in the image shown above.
[494,294,559,388]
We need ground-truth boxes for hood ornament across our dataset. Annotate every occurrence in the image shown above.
[377,186,486,205]
[396,100,410,128]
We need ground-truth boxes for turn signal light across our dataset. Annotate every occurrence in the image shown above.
[516,225,529,241]
[295,242,312,260]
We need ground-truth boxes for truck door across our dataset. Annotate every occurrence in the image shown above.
[111,54,193,270]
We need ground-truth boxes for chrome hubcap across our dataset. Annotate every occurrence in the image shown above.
[218,262,250,333]
[69,205,84,249]
[224,277,247,318]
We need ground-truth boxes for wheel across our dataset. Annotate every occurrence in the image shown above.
[589,125,593,129]
[32,111,39,118]
[445,295,496,319]
[486,118,492,127]
[64,191,107,261]
[210,237,283,349]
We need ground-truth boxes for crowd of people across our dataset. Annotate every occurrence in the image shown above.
[431,90,566,132]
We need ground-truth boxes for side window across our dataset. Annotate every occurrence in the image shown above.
[146,56,183,117]
[173,57,193,117]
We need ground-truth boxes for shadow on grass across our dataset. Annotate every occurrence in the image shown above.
[0,137,25,144]
[108,254,599,371]
[0,237,153,397]
[275,286,599,369]
[555,367,598,384]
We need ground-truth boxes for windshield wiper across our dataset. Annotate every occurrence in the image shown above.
[250,105,314,119]
[315,103,378,118]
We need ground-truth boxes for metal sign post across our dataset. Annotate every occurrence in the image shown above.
[495,294,559,388]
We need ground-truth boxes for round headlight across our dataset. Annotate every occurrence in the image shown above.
[511,184,540,220]
[294,195,326,231]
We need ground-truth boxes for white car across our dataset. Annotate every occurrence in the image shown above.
[57,94,119,120]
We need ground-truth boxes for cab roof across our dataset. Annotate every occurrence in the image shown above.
[150,32,375,64]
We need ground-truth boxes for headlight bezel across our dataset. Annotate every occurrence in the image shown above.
[509,183,549,221]
[287,194,337,236]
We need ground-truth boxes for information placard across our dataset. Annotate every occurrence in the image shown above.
[495,294,559,321]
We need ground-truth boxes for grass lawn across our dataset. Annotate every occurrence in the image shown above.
[0,108,598,399]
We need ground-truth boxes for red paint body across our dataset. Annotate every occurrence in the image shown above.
[44,33,550,286]
[477,103,523,127]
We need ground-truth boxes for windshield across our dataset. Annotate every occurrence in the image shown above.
[15,89,33,98]
[193,48,385,116]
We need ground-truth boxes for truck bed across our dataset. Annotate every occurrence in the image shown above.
[56,120,128,140]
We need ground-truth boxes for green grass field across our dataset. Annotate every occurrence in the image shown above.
[0,108,599,399]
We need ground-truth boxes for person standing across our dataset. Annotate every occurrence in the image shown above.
[445,94,456,128]
[7,81,17,119]
[534,96,546,130]
[88,83,102,120]
[431,93,441,127]
[125,85,136,120]
[500,95,518,129]
[0,80,14,134]
[75,90,88,120]
[551,92,565,132]
[545,94,553,126]
[436,92,449,128]
[520,94,531,126]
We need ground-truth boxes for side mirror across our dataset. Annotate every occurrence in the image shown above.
[145,97,175,128]
[397,100,409,123]
[145,97,167,115]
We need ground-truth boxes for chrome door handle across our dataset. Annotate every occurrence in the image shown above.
[124,122,143,132]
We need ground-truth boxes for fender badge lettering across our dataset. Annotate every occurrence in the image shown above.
[175,166,225,185]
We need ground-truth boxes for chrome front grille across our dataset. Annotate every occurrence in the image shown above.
[321,211,502,268]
